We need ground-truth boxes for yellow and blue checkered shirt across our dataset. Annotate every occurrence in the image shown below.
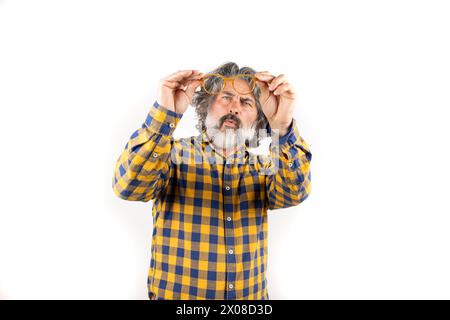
[113,101,312,300]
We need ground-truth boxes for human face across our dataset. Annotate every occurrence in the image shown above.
[205,78,258,151]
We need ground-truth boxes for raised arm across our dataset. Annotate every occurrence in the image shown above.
[264,119,312,210]
[254,71,312,210]
[112,101,182,201]
[112,69,203,201]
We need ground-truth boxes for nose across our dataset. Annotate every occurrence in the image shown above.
[228,99,240,115]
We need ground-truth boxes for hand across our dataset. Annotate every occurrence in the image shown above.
[255,71,296,136]
[157,70,204,114]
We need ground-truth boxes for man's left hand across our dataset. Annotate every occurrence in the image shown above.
[255,71,295,136]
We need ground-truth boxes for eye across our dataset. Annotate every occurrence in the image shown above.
[222,95,231,100]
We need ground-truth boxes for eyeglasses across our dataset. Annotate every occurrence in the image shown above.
[200,74,257,95]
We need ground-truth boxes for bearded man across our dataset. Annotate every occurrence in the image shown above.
[113,62,312,300]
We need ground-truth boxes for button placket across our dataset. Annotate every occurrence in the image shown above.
[223,162,236,299]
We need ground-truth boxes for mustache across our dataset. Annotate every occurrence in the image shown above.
[219,114,241,128]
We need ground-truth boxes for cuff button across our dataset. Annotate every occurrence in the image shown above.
[169,123,175,128]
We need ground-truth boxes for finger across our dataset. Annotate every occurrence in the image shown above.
[254,72,276,82]
[183,80,202,100]
[255,71,275,80]
[185,73,205,82]
[165,70,199,82]
[256,79,269,87]
[256,80,271,100]
[178,82,200,104]
[269,79,288,92]
[186,79,201,92]
[165,70,193,81]
[161,80,182,89]
[273,82,295,96]
[181,74,204,87]
[268,74,287,90]
[177,73,205,88]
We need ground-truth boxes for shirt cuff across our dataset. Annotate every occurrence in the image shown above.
[267,118,312,158]
[266,119,294,146]
[144,101,183,136]
[286,119,311,159]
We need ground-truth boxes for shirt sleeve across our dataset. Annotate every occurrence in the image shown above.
[264,118,312,210]
[112,101,183,202]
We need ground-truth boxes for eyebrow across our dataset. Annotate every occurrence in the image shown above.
[222,91,255,105]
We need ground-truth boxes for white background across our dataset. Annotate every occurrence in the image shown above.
[1,0,449,299]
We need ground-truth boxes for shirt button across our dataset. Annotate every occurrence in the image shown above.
[225,185,231,191]
[152,153,158,158]
[228,283,234,289]
[169,123,175,128]
[288,162,293,167]
[229,249,234,254]
[226,216,232,221]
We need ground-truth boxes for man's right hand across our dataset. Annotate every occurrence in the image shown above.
[157,70,204,114]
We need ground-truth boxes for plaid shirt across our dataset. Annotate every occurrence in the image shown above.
[113,101,312,300]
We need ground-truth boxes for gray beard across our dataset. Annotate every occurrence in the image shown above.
[205,113,256,152]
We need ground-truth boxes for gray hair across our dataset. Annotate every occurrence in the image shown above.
[192,62,268,147]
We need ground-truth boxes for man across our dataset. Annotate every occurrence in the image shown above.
[112,62,312,300]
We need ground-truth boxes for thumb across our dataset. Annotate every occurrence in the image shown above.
[185,79,201,100]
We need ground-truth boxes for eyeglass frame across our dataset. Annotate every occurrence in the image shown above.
[199,73,257,95]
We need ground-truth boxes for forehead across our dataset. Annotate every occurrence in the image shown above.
[222,78,255,100]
